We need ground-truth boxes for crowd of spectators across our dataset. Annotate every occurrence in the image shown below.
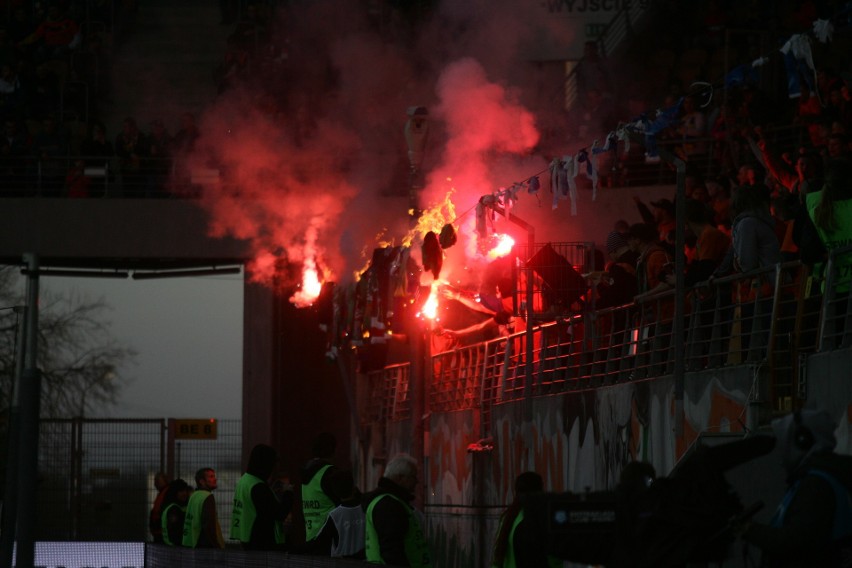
[0,0,851,204]
[0,0,276,197]
[1,0,125,195]
[552,1,852,338]
[561,0,852,192]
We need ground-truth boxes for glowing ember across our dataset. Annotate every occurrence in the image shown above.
[290,258,323,307]
[486,233,515,259]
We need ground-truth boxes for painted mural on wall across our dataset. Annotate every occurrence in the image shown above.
[355,347,852,568]
[416,372,751,567]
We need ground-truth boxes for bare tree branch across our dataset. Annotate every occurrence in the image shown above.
[0,267,136,419]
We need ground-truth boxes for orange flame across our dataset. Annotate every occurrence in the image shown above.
[486,233,515,259]
[290,257,323,307]
[403,190,457,248]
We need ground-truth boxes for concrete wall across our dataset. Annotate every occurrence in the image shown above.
[0,198,248,268]
[355,367,762,567]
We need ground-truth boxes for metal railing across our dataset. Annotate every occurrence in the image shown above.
[818,243,852,351]
[369,248,852,424]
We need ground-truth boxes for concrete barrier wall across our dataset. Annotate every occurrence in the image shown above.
[410,368,756,568]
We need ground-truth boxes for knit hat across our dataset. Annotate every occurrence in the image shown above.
[606,230,630,256]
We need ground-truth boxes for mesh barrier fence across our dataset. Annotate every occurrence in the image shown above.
[30,418,242,545]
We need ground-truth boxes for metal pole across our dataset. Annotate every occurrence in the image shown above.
[15,253,41,568]
[654,148,686,438]
[672,156,686,438]
[626,132,687,436]
[166,419,175,483]
[71,418,83,540]
[409,318,428,508]
[523,227,535,422]
[0,306,28,568]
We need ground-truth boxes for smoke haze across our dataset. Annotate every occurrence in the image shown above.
[187,0,607,294]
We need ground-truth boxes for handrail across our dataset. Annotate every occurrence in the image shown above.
[366,258,851,422]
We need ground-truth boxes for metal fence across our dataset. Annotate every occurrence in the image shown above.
[35,418,242,542]
[374,246,852,422]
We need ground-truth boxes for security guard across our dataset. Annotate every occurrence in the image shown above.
[182,467,224,548]
[301,432,340,554]
[231,444,293,550]
[363,454,430,567]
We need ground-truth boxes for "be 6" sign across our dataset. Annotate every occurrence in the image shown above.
[174,419,218,439]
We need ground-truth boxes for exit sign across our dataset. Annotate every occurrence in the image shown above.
[174,419,218,439]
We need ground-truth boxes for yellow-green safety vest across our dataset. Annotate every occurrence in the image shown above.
[492,510,562,568]
[161,502,186,546]
[365,492,431,567]
[806,190,852,293]
[182,489,211,547]
[231,473,264,543]
[302,464,335,542]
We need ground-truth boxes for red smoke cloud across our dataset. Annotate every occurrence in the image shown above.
[426,57,540,207]
[189,89,361,289]
[185,0,590,301]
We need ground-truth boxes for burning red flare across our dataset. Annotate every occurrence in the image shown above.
[418,282,441,320]
[290,258,323,307]
[486,233,515,259]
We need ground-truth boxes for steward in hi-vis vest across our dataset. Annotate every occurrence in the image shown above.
[302,464,336,540]
[491,509,561,568]
[231,444,293,551]
[181,468,224,548]
[161,502,187,546]
[491,471,561,568]
[301,432,340,554]
[160,478,191,546]
[231,473,264,542]
[362,454,430,567]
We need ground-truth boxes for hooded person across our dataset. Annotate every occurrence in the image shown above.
[740,409,852,566]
